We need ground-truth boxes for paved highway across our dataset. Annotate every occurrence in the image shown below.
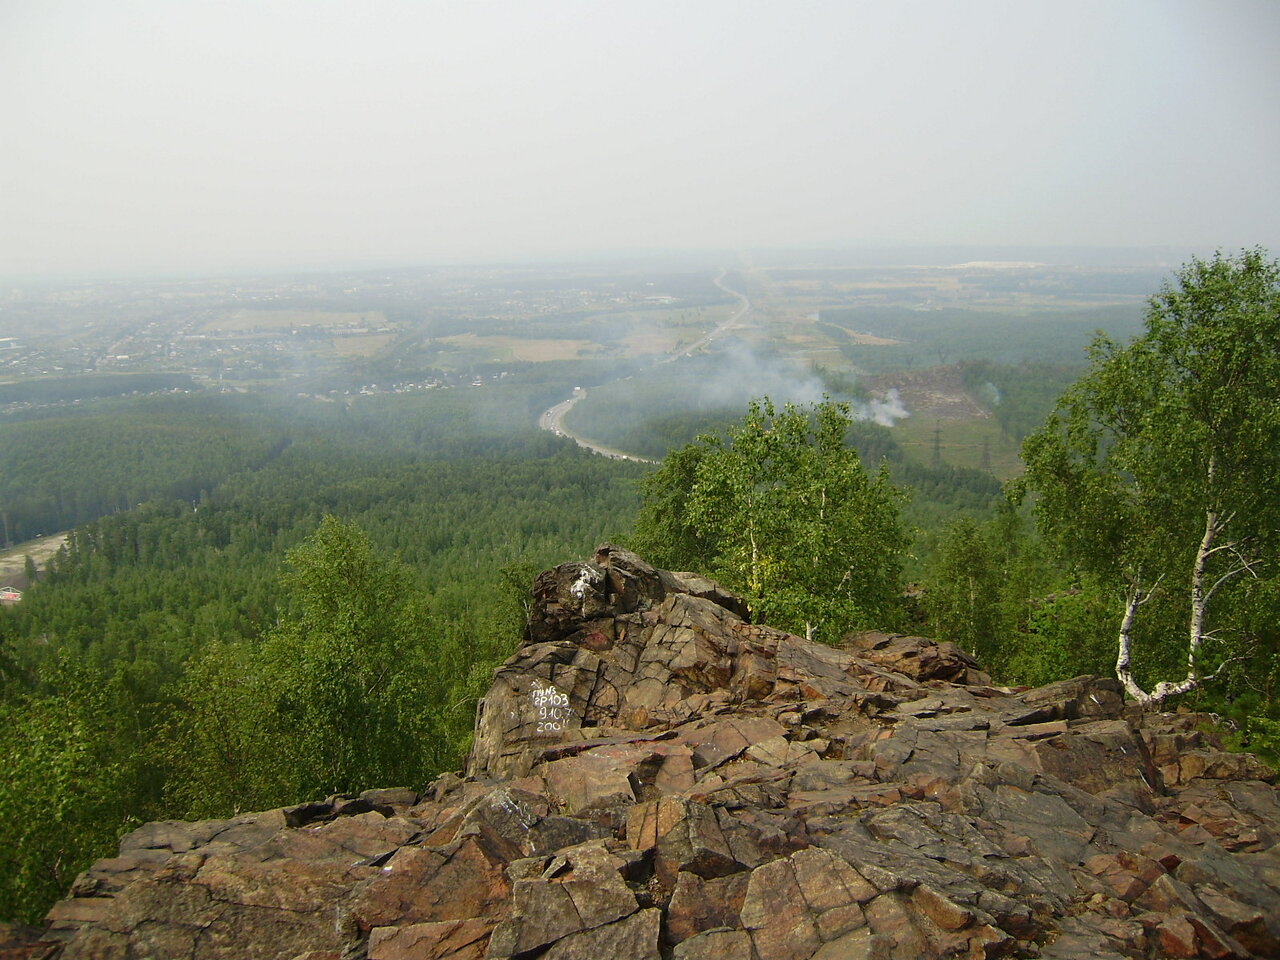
[657,268,752,364]
[537,390,655,463]
[537,269,752,462]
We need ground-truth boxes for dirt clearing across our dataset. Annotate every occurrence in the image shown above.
[0,532,69,590]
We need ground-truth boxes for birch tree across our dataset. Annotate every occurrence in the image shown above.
[925,516,1001,659]
[634,398,907,641]
[1019,249,1280,704]
[165,517,451,814]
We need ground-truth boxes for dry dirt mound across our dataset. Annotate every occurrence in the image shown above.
[22,546,1280,960]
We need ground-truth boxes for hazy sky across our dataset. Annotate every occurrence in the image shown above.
[3,0,1278,277]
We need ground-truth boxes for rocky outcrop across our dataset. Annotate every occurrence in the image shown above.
[28,546,1280,959]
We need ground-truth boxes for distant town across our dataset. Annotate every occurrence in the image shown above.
[0,263,726,405]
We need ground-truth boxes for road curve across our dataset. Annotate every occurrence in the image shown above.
[537,269,752,462]
[538,390,656,464]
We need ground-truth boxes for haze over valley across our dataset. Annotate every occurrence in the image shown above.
[3,2,1280,944]
[0,247,1167,475]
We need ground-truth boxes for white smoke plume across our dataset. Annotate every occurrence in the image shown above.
[681,339,827,410]
[855,388,909,426]
[677,341,911,427]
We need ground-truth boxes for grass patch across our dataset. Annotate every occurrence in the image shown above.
[891,415,1023,479]
[333,334,398,358]
[436,333,602,363]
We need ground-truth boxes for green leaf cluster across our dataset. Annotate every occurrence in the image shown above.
[164,518,463,814]
[1018,249,1280,698]
[632,397,908,641]
[0,659,137,923]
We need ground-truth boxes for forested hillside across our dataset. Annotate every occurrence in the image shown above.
[0,388,645,921]
[1,253,1277,928]
[819,303,1145,371]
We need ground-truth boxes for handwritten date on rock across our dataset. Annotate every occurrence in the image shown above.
[530,684,571,735]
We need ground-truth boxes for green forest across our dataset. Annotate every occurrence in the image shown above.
[1,251,1277,925]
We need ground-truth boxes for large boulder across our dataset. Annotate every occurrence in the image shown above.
[29,547,1280,960]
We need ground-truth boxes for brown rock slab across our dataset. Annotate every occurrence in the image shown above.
[864,895,930,957]
[540,908,662,960]
[349,835,511,930]
[842,632,991,685]
[665,871,750,945]
[672,928,755,960]
[0,923,41,960]
[911,883,973,932]
[1154,913,1201,958]
[629,796,741,887]
[366,918,492,960]
[791,847,878,908]
[542,752,636,813]
[811,927,894,960]
[741,857,822,960]
[487,841,638,958]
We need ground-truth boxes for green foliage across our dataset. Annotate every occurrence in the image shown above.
[0,658,136,924]
[0,619,23,695]
[918,503,1107,684]
[1233,715,1280,770]
[630,442,718,570]
[821,303,1145,372]
[958,360,1082,442]
[923,517,1001,659]
[262,518,445,797]
[161,644,292,818]
[1019,249,1280,701]
[0,394,290,542]
[0,373,196,406]
[165,518,454,813]
[633,398,908,641]
[1004,585,1117,687]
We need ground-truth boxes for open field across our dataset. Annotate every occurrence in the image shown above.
[436,333,601,362]
[865,366,989,421]
[624,302,739,356]
[204,310,389,332]
[584,306,717,357]
[857,365,1024,478]
[846,329,904,345]
[758,261,1159,312]
[621,328,686,355]
[892,415,1023,479]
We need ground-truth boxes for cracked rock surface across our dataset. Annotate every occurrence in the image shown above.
[23,546,1280,959]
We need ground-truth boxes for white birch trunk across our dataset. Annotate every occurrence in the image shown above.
[1114,579,1152,702]
[1117,500,1226,705]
